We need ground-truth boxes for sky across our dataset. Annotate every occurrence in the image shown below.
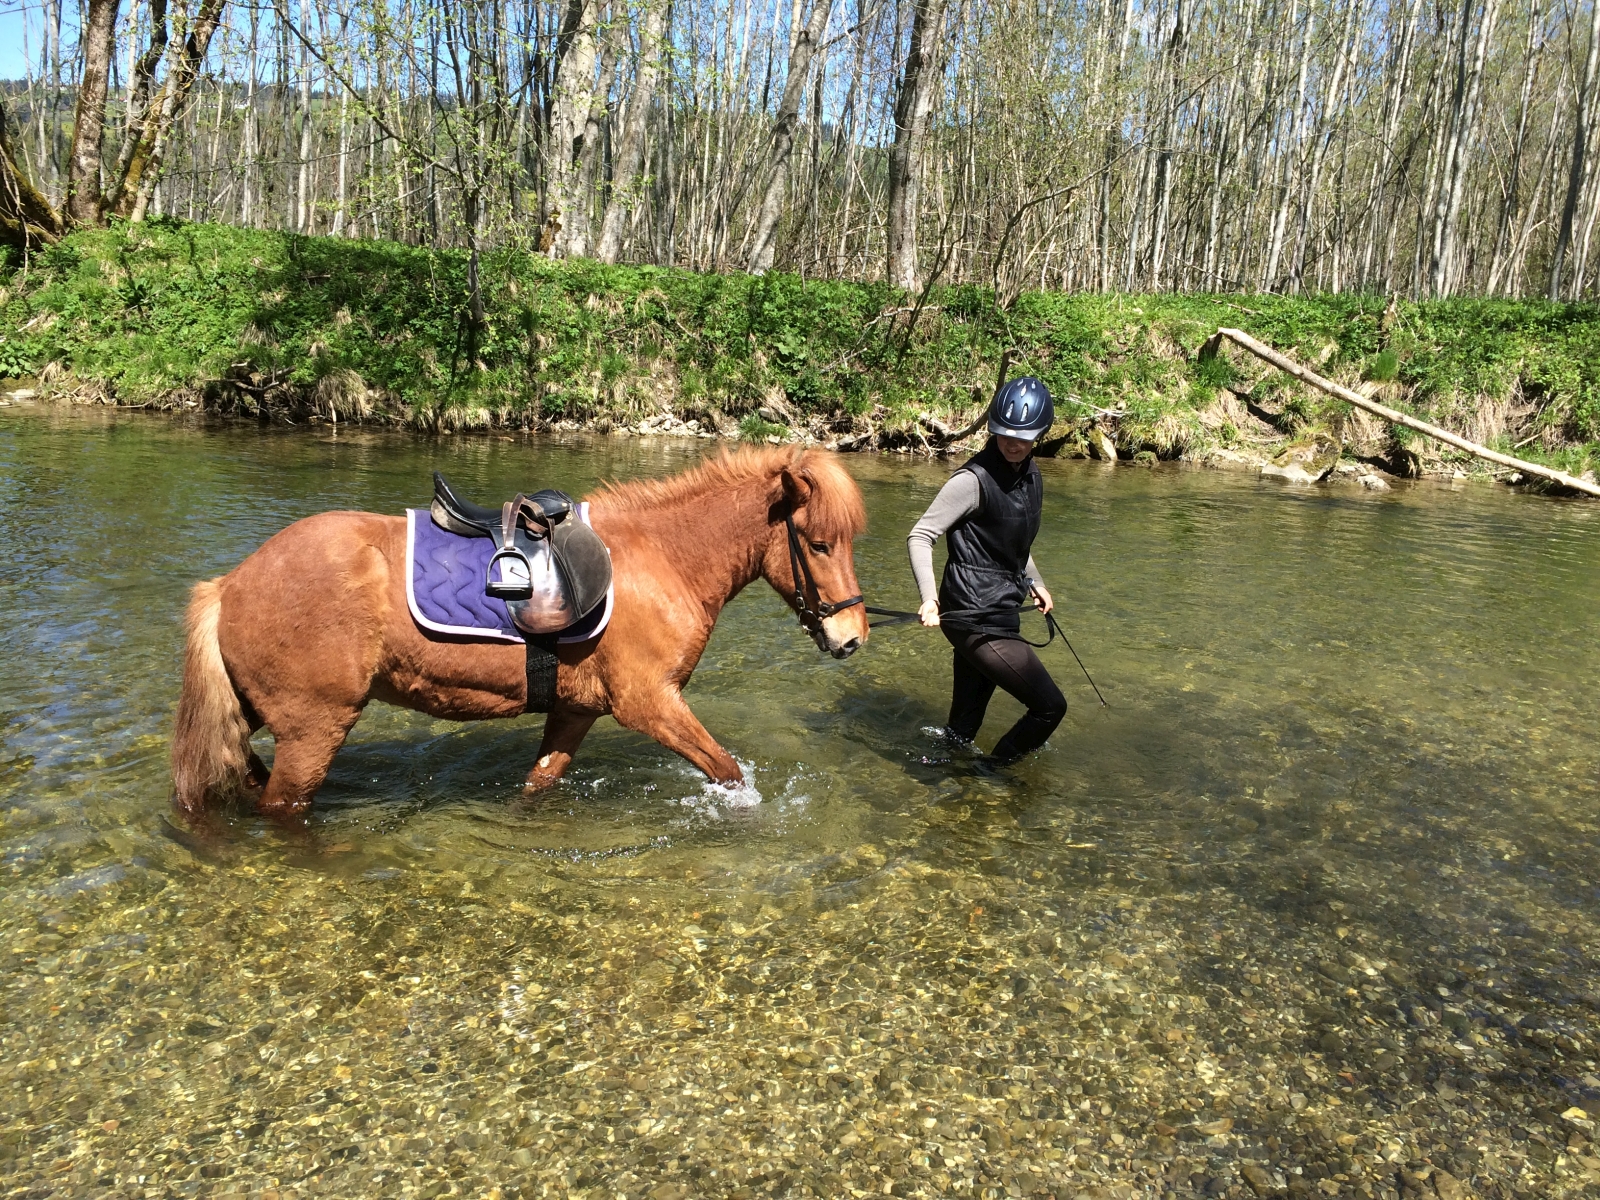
[2,0,53,83]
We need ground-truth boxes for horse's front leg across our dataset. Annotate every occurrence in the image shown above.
[524,707,599,791]
[615,690,742,786]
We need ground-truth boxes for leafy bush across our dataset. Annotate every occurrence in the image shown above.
[739,414,788,441]
[1365,348,1400,382]
[0,220,1595,474]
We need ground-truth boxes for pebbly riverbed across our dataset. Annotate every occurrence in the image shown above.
[1,407,1598,1200]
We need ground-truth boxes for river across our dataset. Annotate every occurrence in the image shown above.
[2,407,1598,1200]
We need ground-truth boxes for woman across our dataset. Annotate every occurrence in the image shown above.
[907,377,1067,763]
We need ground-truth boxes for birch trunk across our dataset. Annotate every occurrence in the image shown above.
[1550,2,1600,298]
[106,0,169,216]
[596,0,667,262]
[566,12,625,258]
[885,0,949,290]
[64,0,122,225]
[1262,0,1313,290]
[120,0,229,222]
[332,85,350,235]
[1488,0,1543,292]
[239,6,259,227]
[546,0,602,255]
[1149,0,1187,290]
[1429,0,1501,295]
[746,0,831,274]
[1290,0,1362,292]
[295,0,314,232]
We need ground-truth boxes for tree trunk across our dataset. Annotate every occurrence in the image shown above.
[1551,3,1600,298]
[545,0,602,256]
[884,0,948,291]
[239,4,259,227]
[1488,0,1543,292]
[1429,0,1501,296]
[106,0,169,217]
[295,0,314,232]
[64,0,122,225]
[1291,0,1363,293]
[111,0,229,222]
[127,0,229,223]
[596,0,667,263]
[332,85,350,236]
[0,100,66,250]
[1149,0,1188,290]
[1263,0,1314,290]
[566,14,625,258]
[746,0,831,274]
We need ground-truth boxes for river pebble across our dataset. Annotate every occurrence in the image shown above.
[1,824,1597,1200]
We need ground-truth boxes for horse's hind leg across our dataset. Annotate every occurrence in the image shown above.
[525,708,599,791]
[256,706,362,821]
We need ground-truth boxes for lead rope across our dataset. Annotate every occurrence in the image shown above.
[863,602,1107,707]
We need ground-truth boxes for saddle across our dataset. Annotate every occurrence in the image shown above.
[430,472,612,635]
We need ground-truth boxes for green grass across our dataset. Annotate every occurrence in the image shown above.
[3,220,1598,474]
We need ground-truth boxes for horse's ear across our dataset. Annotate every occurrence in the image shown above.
[780,464,813,509]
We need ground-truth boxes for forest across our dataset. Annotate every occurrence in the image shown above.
[6,0,1600,303]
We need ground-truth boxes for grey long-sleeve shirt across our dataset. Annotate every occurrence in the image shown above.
[907,470,1043,608]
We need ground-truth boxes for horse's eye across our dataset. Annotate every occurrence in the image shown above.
[810,541,830,555]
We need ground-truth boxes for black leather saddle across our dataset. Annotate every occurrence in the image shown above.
[431,473,574,537]
[430,472,612,633]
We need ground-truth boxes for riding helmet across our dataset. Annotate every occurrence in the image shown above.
[988,375,1055,439]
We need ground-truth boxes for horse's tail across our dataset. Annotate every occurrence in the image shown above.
[171,578,252,817]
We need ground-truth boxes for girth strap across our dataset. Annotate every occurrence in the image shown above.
[524,633,559,714]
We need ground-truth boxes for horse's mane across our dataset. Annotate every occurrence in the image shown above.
[591,445,867,539]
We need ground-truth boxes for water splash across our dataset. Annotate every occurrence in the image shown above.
[680,757,764,814]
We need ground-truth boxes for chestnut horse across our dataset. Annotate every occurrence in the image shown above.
[171,446,869,820]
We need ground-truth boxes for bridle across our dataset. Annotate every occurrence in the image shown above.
[783,509,862,634]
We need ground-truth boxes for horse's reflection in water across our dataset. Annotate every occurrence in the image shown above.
[171,447,869,828]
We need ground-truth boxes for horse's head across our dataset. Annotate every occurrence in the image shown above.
[765,450,869,659]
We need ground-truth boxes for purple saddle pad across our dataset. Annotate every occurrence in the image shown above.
[405,507,612,644]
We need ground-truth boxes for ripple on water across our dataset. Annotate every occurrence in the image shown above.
[1,410,1599,1198]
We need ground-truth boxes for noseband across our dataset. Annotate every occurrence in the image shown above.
[784,510,862,633]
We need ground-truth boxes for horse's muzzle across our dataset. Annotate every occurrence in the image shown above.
[807,625,862,659]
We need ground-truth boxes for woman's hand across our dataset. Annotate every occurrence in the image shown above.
[918,600,941,627]
[1031,584,1053,615]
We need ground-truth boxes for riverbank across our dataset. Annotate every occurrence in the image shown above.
[3,221,1598,481]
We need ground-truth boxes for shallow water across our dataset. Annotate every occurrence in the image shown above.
[2,408,1599,1200]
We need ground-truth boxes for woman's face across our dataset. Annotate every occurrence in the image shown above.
[996,435,1037,464]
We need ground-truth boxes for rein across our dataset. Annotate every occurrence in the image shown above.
[865,601,1053,637]
[784,511,863,632]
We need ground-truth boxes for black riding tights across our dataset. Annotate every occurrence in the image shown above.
[942,627,1067,763]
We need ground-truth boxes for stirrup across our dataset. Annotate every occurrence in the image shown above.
[485,498,535,600]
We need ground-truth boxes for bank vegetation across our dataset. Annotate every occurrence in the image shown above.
[3,223,1597,482]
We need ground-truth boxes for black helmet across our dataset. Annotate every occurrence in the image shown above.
[988,376,1054,439]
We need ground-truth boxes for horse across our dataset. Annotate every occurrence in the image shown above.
[170,445,869,821]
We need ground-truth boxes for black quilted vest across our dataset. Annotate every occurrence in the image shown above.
[938,441,1042,634]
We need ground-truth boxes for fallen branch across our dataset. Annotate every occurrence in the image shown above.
[1208,328,1600,499]
[1064,397,1124,420]
[919,408,988,444]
